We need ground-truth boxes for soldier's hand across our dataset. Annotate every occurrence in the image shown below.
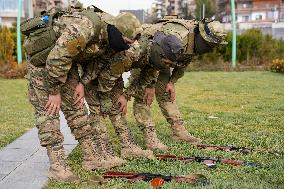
[45,93,61,116]
[117,95,127,114]
[166,82,176,102]
[74,82,84,107]
[76,98,85,110]
[144,88,155,106]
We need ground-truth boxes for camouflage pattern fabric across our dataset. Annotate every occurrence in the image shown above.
[132,68,184,139]
[27,63,93,147]
[102,19,197,95]
[84,77,135,151]
[115,12,143,39]
[84,82,115,157]
[46,12,112,94]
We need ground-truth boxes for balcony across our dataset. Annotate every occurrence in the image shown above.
[218,0,252,5]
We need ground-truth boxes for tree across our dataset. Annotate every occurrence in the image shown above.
[195,0,217,20]
[0,27,15,64]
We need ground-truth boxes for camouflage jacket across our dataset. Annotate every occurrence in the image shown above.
[95,19,198,99]
[45,11,114,94]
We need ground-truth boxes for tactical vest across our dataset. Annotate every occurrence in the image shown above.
[21,12,60,67]
[158,19,198,55]
[21,8,103,67]
[80,9,103,44]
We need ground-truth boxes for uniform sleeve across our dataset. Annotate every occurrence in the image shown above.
[80,60,105,86]
[169,55,193,83]
[46,17,94,94]
[97,35,151,93]
[169,66,187,83]
[123,65,159,100]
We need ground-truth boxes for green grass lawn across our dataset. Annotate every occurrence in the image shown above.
[45,71,284,189]
[0,79,34,148]
[1,72,284,188]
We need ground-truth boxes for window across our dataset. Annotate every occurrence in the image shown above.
[0,0,19,11]
[241,2,252,8]
[242,16,249,22]
[256,15,263,20]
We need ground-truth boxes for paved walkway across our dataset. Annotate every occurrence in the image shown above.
[0,113,78,189]
[0,73,131,189]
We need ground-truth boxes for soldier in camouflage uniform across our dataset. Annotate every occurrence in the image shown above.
[97,18,227,152]
[23,8,138,182]
[80,12,155,160]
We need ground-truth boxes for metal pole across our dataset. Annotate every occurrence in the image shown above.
[17,0,23,64]
[231,0,236,68]
[202,3,205,19]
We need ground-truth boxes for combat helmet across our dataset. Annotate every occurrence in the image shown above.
[115,12,143,39]
[68,0,83,10]
[199,19,227,45]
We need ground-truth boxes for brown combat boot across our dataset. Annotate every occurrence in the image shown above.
[47,144,80,182]
[79,136,111,171]
[144,127,169,152]
[121,144,155,160]
[98,134,127,168]
[109,114,155,160]
[171,123,202,144]
[93,125,126,169]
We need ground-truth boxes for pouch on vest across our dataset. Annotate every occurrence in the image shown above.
[21,15,58,67]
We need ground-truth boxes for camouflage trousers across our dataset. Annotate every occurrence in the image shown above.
[27,64,93,147]
[133,70,184,131]
[84,77,135,150]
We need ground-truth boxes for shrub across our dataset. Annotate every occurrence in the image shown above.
[194,29,284,71]
[0,62,27,79]
[270,59,284,73]
[0,27,15,64]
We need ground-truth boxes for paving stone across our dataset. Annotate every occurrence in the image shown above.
[0,162,49,189]
[27,148,48,163]
[15,128,38,141]
[5,138,40,150]
[63,134,77,145]
[123,71,130,85]
[0,161,21,175]
[0,111,79,189]
[0,148,37,162]
[64,144,77,155]
[0,174,7,181]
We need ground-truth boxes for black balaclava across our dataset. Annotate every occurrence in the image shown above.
[154,31,184,62]
[194,28,215,55]
[107,24,129,52]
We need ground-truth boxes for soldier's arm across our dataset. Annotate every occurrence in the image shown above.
[169,55,193,83]
[80,60,105,86]
[123,65,159,100]
[97,35,151,93]
[46,17,94,94]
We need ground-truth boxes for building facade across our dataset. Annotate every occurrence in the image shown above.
[32,0,65,16]
[0,0,33,27]
[165,0,195,18]
[150,0,196,19]
[0,0,65,27]
[120,9,147,23]
[217,0,284,39]
[218,0,284,23]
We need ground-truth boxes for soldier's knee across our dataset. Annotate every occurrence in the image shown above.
[38,132,64,147]
[36,116,63,147]
[64,111,94,140]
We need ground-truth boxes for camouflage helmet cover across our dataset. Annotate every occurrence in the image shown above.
[70,0,83,9]
[99,12,116,25]
[199,19,227,45]
[115,12,143,39]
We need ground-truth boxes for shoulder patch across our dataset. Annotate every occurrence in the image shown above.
[66,35,86,56]
[110,61,125,76]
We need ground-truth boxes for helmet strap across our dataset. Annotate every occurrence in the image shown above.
[194,32,214,55]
